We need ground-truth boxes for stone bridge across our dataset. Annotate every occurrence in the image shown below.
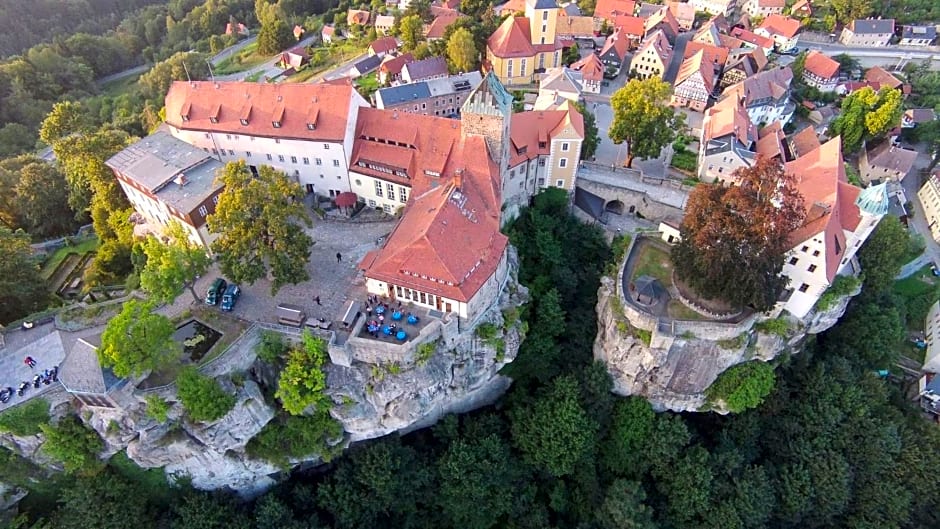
[574,163,691,224]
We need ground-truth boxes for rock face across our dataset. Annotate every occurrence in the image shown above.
[594,276,856,412]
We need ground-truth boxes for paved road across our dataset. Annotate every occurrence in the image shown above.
[899,142,940,275]
[96,63,151,86]
[210,36,258,65]
[215,34,319,82]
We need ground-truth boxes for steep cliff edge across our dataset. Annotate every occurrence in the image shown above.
[594,276,856,412]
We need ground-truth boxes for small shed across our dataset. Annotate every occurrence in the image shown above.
[630,276,668,307]
[277,304,307,327]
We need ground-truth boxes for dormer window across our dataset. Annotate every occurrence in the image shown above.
[273,120,282,128]
[307,122,316,130]
[181,101,191,122]
[209,102,221,124]
[209,117,219,124]
[182,115,190,122]
[240,119,249,126]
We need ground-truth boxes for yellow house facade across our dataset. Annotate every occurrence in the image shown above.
[486,0,564,86]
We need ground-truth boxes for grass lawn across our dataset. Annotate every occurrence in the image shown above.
[894,266,935,298]
[285,67,321,83]
[213,41,270,75]
[631,243,674,286]
[40,237,99,280]
[668,299,705,320]
[100,72,142,97]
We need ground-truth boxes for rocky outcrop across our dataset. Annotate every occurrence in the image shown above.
[594,276,856,412]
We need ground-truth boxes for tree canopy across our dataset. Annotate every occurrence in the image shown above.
[140,221,211,303]
[209,162,313,294]
[275,331,329,415]
[828,86,903,153]
[608,78,685,167]
[176,367,236,423]
[446,27,477,74]
[672,158,806,311]
[0,226,48,324]
[99,299,180,377]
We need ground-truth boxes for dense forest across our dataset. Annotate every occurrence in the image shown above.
[3,190,939,529]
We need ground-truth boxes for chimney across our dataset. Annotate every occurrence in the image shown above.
[454,168,463,189]
[174,174,188,187]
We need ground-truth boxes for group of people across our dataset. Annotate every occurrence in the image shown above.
[4,358,59,401]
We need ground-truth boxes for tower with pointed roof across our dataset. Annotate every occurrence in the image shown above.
[486,0,563,85]
[525,0,559,46]
[461,72,513,201]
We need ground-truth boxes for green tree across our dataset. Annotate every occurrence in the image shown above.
[257,17,293,55]
[99,299,180,378]
[829,0,873,24]
[672,158,806,311]
[209,162,313,294]
[399,15,425,51]
[446,27,477,73]
[145,395,170,423]
[139,221,211,303]
[0,399,49,436]
[825,295,904,367]
[510,375,597,477]
[829,86,903,153]
[53,473,156,529]
[176,367,236,423]
[437,434,519,529]
[563,42,580,65]
[275,331,329,415]
[596,480,657,529]
[14,161,77,238]
[705,361,776,412]
[172,492,249,529]
[138,52,210,104]
[573,101,599,160]
[39,415,103,475]
[608,78,685,167]
[0,227,48,324]
[857,215,910,293]
[654,445,713,524]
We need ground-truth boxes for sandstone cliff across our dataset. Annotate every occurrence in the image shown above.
[594,276,856,412]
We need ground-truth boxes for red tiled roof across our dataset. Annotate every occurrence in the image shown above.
[804,50,839,79]
[347,9,370,25]
[426,10,465,39]
[488,16,537,58]
[788,126,820,158]
[594,0,637,20]
[571,53,605,81]
[635,29,672,65]
[756,122,785,159]
[684,41,729,69]
[165,81,358,142]
[757,14,801,38]
[354,108,506,303]
[600,27,630,60]
[791,0,812,14]
[370,36,399,54]
[508,106,585,167]
[864,66,903,90]
[379,53,415,76]
[613,15,646,37]
[495,0,526,16]
[784,137,859,282]
[703,93,755,146]
[730,27,775,49]
[674,49,716,94]
[644,6,679,39]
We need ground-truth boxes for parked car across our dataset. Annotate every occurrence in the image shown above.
[220,284,241,312]
[206,278,227,306]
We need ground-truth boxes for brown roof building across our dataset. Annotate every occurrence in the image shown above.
[802,50,839,92]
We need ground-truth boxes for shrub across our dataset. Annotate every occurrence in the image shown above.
[257,330,289,363]
[717,333,748,350]
[475,322,499,340]
[754,317,791,337]
[246,411,343,468]
[39,415,104,475]
[176,367,236,423]
[670,149,697,172]
[816,275,861,311]
[705,361,776,413]
[275,330,329,415]
[0,399,50,436]
[144,395,170,423]
[635,329,652,346]
[502,307,520,327]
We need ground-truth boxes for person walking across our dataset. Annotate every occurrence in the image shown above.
[315,295,321,306]
[336,252,342,262]
[24,356,36,368]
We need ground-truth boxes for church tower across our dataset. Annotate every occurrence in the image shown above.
[525,0,559,47]
[461,72,513,198]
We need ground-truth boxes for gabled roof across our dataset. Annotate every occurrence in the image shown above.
[788,126,820,158]
[644,6,679,40]
[756,14,801,38]
[694,14,730,44]
[403,56,448,80]
[571,52,605,81]
[379,53,416,76]
[902,25,938,41]
[905,108,937,124]
[863,66,902,89]
[494,0,527,16]
[803,50,839,80]
[848,18,895,35]
[721,66,793,106]
[370,36,399,54]
[684,41,729,69]
[600,27,630,60]
[509,106,585,166]
[593,0,637,19]
[426,9,465,39]
[666,1,696,25]
[756,122,786,159]
[730,27,775,49]
[864,140,918,175]
[635,29,672,64]
[375,14,396,28]
[674,50,716,94]
[540,67,584,95]
[722,47,768,77]
[374,81,432,107]
[784,137,863,282]
[556,15,596,37]
[750,0,785,7]
[60,336,123,395]
[703,95,756,146]
[613,15,646,36]
[347,9,371,25]
[791,0,812,14]
[487,16,537,58]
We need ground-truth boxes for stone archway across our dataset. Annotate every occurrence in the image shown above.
[605,200,626,215]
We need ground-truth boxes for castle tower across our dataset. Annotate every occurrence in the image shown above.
[525,0,559,46]
[461,72,513,178]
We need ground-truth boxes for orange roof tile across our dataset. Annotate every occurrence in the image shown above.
[594,0,637,20]
[804,50,839,80]
[379,53,415,76]
[370,36,399,54]
[757,14,801,38]
[495,0,527,16]
[863,66,903,90]
[703,94,756,146]
[756,123,785,159]
[788,126,820,158]
[600,27,630,60]
[613,15,646,37]
[488,16,537,58]
[508,107,585,167]
[684,41,729,69]
[571,53,605,81]
[674,49,716,94]
[730,27,775,49]
[644,7,679,39]
[426,10,465,39]
[347,9,370,25]
[165,81,358,142]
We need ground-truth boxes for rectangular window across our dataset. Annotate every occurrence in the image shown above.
[226,134,232,140]
[205,133,210,138]
[198,205,208,217]
[266,154,273,161]
[303,157,309,165]
[272,121,281,128]
[290,156,297,163]
[801,245,809,252]
[555,179,564,187]
[542,10,548,20]
[375,181,383,197]
[561,142,569,152]
[808,264,817,272]
[507,59,513,77]
[246,152,252,158]
[333,159,340,167]
[275,138,281,144]
[798,283,810,293]
[387,183,395,198]
[559,158,567,168]
[789,257,798,265]
[316,158,322,165]
[228,149,234,156]
[399,187,407,202]
[278,155,285,162]
[368,199,377,207]
[520,58,527,76]
[324,143,330,149]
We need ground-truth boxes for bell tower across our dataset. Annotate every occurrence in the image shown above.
[460,72,513,188]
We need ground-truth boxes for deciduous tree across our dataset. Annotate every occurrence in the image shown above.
[437,434,519,529]
[140,221,211,303]
[828,86,903,153]
[608,78,684,167]
[0,227,48,324]
[99,299,180,377]
[38,415,103,475]
[275,331,329,415]
[446,27,477,73]
[672,157,806,311]
[398,15,425,51]
[176,367,236,423]
[14,161,77,238]
[573,102,599,160]
[209,162,313,293]
[857,215,911,293]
